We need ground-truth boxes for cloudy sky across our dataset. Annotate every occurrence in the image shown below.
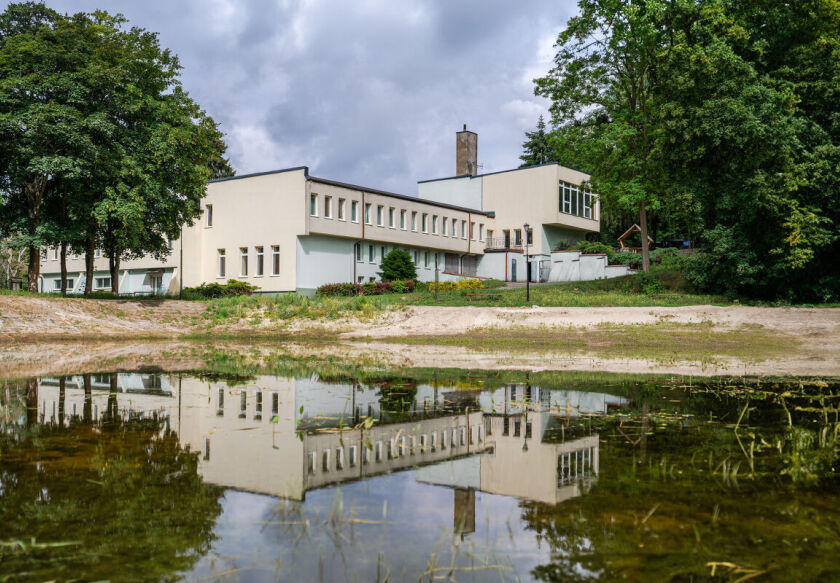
[26,0,576,194]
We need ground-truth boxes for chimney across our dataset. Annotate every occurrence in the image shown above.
[456,124,477,176]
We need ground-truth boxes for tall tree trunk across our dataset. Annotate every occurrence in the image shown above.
[107,373,119,423]
[60,242,68,295]
[84,237,95,295]
[109,253,120,295]
[58,376,66,428]
[639,200,651,273]
[83,373,92,424]
[26,377,38,428]
[27,244,40,292]
[24,178,46,292]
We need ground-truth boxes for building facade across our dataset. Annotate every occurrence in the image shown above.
[38,129,610,294]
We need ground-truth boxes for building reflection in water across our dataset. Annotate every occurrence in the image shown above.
[35,374,626,525]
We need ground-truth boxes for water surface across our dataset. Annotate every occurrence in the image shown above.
[1,370,839,581]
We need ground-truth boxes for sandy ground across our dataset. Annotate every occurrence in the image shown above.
[339,304,840,337]
[1,296,839,378]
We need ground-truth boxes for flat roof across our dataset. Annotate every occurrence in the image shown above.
[208,166,310,183]
[309,176,494,217]
[208,165,495,216]
[417,161,590,184]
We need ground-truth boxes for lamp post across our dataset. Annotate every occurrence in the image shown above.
[523,223,531,303]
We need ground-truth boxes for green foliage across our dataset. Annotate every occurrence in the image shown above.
[182,279,259,299]
[518,115,557,167]
[379,248,417,282]
[0,2,227,292]
[535,0,840,300]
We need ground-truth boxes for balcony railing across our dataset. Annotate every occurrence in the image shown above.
[485,236,523,250]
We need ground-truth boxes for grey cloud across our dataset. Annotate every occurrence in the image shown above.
[20,0,577,194]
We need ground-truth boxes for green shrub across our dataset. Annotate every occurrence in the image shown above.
[183,279,259,299]
[380,249,417,281]
[612,251,643,269]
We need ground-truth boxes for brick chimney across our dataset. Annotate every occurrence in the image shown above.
[456,124,477,176]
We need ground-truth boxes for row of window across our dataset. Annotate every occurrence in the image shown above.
[50,277,109,291]
[310,193,486,242]
[217,246,281,278]
[306,424,484,475]
[354,243,439,268]
[559,181,596,220]
[216,388,280,419]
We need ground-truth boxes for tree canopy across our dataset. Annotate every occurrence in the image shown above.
[532,0,840,300]
[0,2,233,292]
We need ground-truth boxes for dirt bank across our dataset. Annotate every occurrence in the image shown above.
[1,297,838,378]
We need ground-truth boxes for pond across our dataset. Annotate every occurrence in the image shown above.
[1,367,839,581]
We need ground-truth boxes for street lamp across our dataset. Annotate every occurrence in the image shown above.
[523,223,531,303]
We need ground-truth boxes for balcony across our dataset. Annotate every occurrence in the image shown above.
[484,236,524,252]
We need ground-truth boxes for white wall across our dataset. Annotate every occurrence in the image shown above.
[417,175,482,210]
[296,234,357,292]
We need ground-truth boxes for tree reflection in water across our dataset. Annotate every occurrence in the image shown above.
[0,376,223,582]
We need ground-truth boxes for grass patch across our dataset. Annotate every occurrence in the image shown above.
[380,321,797,363]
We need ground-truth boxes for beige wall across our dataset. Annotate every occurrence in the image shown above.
[481,165,599,254]
[307,180,493,255]
[192,169,308,292]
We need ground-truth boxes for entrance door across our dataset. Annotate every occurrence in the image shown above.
[150,274,162,295]
[511,258,517,282]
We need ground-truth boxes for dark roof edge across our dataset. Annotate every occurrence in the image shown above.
[208,166,309,183]
[309,176,494,217]
[418,162,591,184]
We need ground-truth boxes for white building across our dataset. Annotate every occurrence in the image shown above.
[37,128,629,295]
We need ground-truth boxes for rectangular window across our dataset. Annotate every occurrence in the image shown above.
[239,391,247,418]
[364,203,372,224]
[461,220,467,239]
[514,229,522,247]
[432,215,438,234]
[240,247,248,276]
[338,198,345,220]
[218,249,226,277]
[442,217,448,236]
[335,447,344,470]
[51,248,58,261]
[411,211,417,231]
[53,279,61,290]
[414,250,419,264]
[271,393,279,415]
[351,200,359,222]
[526,227,533,245]
[349,445,358,467]
[322,450,329,472]
[271,246,280,275]
[355,243,362,261]
[377,205,384,226]
[255,246,264,276]
[307,452,316,474]
[479,224,484,241]
[380,246,386,260]
[94,248,101,258]
[389,207,395,228]
[424,251,430,267]
[451,218,457,236]
[375,441,382,462]
[310,194,318,216]
[255,391,263,418]
[94,276,111,289]
[206,204,213,227]
[368,245,374,262]
[324,195,332,218]
[400,209,407,229]
[470,222,475,240]
[422,213,428,232]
